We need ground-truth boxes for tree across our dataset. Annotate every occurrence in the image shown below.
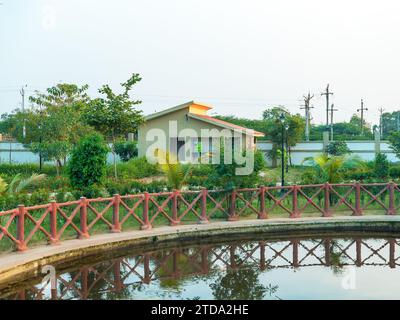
[82,74,144,178]
[389,132,400,159]
[381,111,400,138]
[0,83,93,173]
[262,106,305,166]
[114,140,138,162]
[68,133,109,190]
[325,141,351,156]
[374,153,389,179]
[303,154,365,183]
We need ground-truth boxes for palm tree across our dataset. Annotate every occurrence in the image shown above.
[156,150,192,190]
[1,173,47,194]
[302,153,365,183]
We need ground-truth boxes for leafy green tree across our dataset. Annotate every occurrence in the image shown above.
[262,106,305,166]
[389,131,400,159]
[114,140,138,162]
[374,153,389,179]
[381,111,400,138]
[68,133,109,190]
[325,141,351,156]
[82,74,144,178]
[0,83,93,173]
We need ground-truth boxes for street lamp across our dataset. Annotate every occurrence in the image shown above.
[279,113,289,190]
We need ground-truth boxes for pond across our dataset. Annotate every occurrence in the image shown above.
[1,233,400,300]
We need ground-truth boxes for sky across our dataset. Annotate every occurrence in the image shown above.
[1,0,400,126]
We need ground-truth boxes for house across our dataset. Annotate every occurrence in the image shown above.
[137,101,264,162]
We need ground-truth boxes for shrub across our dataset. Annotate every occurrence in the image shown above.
[0,163,60,177]
[68,133,109,189]
[209,149,266,190]
[389,165,400,179]
[114,140,138,162]
[374,153,389,179]
[110,157,160,179]
[325,141,351,156]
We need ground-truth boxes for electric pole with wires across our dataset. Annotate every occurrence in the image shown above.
[20,85,27,138]
[321,84,333,138]
[300,92,314,141]
[357,99,368,135]
[329,103,338,141]
[378,108,384,139]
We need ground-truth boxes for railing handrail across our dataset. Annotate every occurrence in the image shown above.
[0,181,398,252]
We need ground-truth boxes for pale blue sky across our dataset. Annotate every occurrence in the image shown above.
[1,0,400,125]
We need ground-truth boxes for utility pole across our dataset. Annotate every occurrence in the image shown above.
[357,99,368,135]
[329,103,338,141]
[300,92,314,141]
[20,85,27,138]
[378,108,384,139]
[321,84,333,138]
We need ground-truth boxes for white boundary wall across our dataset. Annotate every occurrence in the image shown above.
[256,140,399,166]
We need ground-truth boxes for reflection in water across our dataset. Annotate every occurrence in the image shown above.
[3,236,400,300]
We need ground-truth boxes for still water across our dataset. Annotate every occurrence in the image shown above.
[2,234,400,300]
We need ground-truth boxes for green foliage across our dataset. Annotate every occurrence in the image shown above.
[374,153,389,179]
[381,111,400,138]
[81,73,144,178]
[325,141,351,156]
[108,157,160,179]
[303,154,366,183]
[389,165,400,179]
[0,163,61,177]
[68,133,109,189]
[310,114,373,140]
[389,131,400,159]
[209,149,266,190]
[0,83,93,173]
[156,151,192,190]
[6,173,47,194]
[114,140,138,162]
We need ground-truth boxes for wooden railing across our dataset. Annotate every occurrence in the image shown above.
[0,182,399,252]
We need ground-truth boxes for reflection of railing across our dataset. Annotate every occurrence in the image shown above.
[1,182,400,251]
[7,237,400,300]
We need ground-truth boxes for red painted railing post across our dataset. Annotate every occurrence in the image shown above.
[112,194,121,233]
[324,183,332,217]
[324,238,331,266]
[258,186,267,219]
[389,239,396,269]
[49,200,59,244]
[141,192,152,230]
[79,197,89,239]
[354,182,363,216]
[199,188,209,224]
[292,239,299,268]
[388,182,396,215]
[291,186,299,218]
[170,190,180,226]
[259,241,266,270]
[17,205,27,251]
[356,238,362,267]
[228,189,238,221]
[143,253,151,284]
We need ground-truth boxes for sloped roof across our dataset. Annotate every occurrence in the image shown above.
[188,113,265,137]
[145,101,212,121]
